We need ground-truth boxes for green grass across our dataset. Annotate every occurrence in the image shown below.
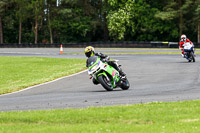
[0,100,200,133]
[0,56,86,94]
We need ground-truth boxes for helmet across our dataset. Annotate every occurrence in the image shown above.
[181,34,187,42]
[84,46,95,57]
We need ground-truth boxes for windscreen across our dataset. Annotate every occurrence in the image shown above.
[87,56,98,67]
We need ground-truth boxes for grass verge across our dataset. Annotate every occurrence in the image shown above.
[0,100,200,132]
[0,56,86,95]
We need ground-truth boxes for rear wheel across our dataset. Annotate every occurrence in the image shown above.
[97,75,113,91]
[120,78,130,90]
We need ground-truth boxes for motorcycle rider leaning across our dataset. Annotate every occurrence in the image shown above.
[179,34,194,57]
[85,46,126,84]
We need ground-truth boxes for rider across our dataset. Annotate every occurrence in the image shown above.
[179,34,194,57]
[84,46,126,77]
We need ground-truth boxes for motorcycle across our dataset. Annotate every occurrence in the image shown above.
[183,42,195,62]
[87,56,130,91]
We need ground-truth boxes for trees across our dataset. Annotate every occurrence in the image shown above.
[45,0,56,44]
[107,0,134,40]
[0,10,3,44]
[31,0,44,44]
[107,0,178,41]
[155,0,199,42]
[0,0,17,43]
[0,0,199,43]
[194,0,200,43]
[0,0,8,43]
[86,0,110,41]
[50,0,92,43]
[15,0,30,44]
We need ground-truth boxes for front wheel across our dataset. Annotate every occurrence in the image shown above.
[120,78,130,90]
[97,75,113,91]
[189,52,195,62]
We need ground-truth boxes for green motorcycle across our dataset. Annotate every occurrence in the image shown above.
[87,56,130,91]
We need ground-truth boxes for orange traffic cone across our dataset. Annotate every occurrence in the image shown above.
[60,44,63,54]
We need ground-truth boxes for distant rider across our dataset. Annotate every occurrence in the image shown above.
[84,46,126,77]
[179,34,194,57]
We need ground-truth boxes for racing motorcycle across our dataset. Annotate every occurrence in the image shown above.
[87,56,130,91]
[183,42,195,62]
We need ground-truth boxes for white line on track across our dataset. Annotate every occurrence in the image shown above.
[0,69,87,97]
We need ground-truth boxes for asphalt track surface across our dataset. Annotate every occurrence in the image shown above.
[0,48,200,112]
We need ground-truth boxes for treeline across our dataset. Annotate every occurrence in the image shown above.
[0,0,199,44]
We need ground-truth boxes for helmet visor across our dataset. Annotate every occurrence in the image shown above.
[85,51,92,57]
[181,37,186,42]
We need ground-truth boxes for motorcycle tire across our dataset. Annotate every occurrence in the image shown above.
[120,78,130,90]
[191,52,195,62]
[97,75,113,91]
[187,53,191,62]
[188,52,195,62]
